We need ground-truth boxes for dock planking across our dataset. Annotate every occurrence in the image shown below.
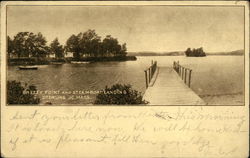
[143,67,206,105]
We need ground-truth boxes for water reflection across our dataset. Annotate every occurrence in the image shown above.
[8,56,244,105]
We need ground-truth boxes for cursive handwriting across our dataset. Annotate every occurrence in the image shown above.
[6,108,247,157]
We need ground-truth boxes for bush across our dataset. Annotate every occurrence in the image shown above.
[7,80,40,104]
[94,84,147,105]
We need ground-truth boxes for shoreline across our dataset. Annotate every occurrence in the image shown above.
[8,56,137,66]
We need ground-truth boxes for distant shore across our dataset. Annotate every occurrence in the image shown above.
[128,49,244,56]
[8,56,137,66]
[128,54,244,57]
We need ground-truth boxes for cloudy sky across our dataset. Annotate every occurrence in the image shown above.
[7,5,244,52]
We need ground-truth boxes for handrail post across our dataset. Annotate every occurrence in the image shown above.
[179,65,181,76]
[178,63,180,74]
[149,68,151,83]
[182,67,184,80]
[179,66,181,76]
[177,61,179,73]
[152,64,155,74]
[150,68,152,81]
[144,70,148,88]
[183,67,185,80]
[178,64,179,74]
[174,61,177,71]
[184,68,187,84]
[152,65,154,76]
[188,69,192,87]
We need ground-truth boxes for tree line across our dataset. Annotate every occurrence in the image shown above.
[7,29,127,59]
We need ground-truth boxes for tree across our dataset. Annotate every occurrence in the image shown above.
[65,29,128,59]
[78,29,101,57]
[102,35,120,57]
[185,47,206,57]
[32,32,49,58]
[120,43,127,56]
[50,38,64,59]
[185,48,192,56]
[65,34,81,59]
[197,47,206,56]
[12,32,31,58]
[11,32,49,58]
[66,30,102,58]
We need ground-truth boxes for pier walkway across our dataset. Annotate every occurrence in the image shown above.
[143,66,206,105]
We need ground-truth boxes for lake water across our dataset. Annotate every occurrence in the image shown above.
[8,56,244,105]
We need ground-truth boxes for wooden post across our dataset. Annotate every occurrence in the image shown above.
[155,62,156,72]
[152,66,154,77]
[176,62,177,71]
[177,61,179,73]
[179,65,181,76]
[152,64,155,74]
[188,69,192,87]
[144,70,148,88]
[183,67,185,80]
[179,66,181,76]
[150,65,154,77]
[177,64,180,74]
[151,66,153,78]
[181,66,183,77]
[180,66,182,78]
[184,68,187,84]
[182,67,184,80]
[149,68,151,83]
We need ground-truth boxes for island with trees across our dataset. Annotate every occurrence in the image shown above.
[7,29,136,65]
[184,47,206,57]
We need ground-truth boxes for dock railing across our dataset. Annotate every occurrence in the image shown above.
[173,61,192,87]
[144,60,157,88]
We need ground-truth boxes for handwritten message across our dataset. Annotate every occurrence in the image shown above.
[3,107,248,157]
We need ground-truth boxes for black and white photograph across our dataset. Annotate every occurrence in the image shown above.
[6,4,245,105]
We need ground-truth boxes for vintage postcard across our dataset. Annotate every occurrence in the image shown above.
[1,1,249,158]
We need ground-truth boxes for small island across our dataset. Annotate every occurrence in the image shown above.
[185,47,206,57]
[7,29,136,66]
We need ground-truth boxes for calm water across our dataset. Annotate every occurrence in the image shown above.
[8,56,244,105]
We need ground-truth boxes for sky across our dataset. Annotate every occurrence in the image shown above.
[7,5,244,53]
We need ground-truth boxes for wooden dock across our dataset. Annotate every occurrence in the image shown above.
[143,67,206,105]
